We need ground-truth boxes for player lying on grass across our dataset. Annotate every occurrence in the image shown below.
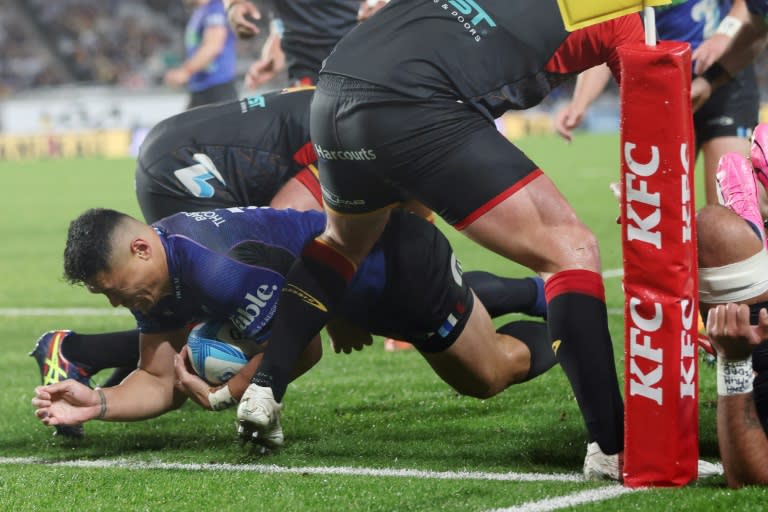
[30,86,442,436]
[697,150,768,487]
[28,87,324,437]
[32,206,554,451]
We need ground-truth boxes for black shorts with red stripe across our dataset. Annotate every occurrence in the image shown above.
[338,210,474,353]
[311,75,540,229]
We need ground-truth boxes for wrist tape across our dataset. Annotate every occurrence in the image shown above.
[208,385,237,410]
[717,356,754,396]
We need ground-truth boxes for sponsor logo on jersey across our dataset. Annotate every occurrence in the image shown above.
[313,143,377,161]
[283,284,328,312]
[450,253,463,286]
[230,285,280,333]
[433,0,497,42]
[183,210,227,227]
[551,339,561,354]
[240,95,266,112]
[706,116,734,127]
[174,153,225,199]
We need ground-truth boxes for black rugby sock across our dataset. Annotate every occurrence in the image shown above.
[62,330,140,372]
[496,320,556,381]
[545,270,624,455]
[465,271,546,318]
[251,239,355,402]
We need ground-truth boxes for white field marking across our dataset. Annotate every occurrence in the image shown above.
[0,308,130,317]
[0,457,583,482]
[486,485,641,512]
[0,268,626,318]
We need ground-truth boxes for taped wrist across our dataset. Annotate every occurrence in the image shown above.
[717,356,754,396]
[208,385,237,410]
[715,16,743,38]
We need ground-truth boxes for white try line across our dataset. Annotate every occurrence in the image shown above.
[486,485,640,512]
[0,456,584,482]
[0,308,131,317]
[0,268,626,318]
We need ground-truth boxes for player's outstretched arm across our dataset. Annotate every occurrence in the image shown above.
[32,328,188,424]
[708,304,768,487]
[33,380,102,426]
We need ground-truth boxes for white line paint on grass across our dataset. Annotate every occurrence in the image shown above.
[0,308,130,317]
[0,456,583,482]
[486,485,640,512]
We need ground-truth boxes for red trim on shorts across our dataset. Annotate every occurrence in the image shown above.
[453,168,543,231]
[293,141,318,167]
[294,167,323,205]
[302,239,357,282]
[544,269,606,303]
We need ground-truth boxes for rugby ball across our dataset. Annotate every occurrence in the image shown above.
[186,319,266,385]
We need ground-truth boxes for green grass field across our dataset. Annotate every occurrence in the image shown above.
[2,133,768,510]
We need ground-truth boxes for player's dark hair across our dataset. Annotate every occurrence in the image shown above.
[63,208,130,285]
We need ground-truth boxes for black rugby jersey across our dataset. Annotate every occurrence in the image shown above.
[320,0,641,118]
[137,88,316,207]
[274,0,360,82]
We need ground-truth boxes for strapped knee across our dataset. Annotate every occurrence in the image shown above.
[699,249,768,303]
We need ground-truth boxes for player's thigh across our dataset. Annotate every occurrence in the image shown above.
[443,135,598,272]
[420,292,530,397]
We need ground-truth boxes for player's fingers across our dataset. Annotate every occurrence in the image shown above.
[173,354,188,380]
[31,397,50,410]
[33,386,50,400]
[706,304,723,336]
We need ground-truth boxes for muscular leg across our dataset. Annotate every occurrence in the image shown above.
[462,174,623,455]
[421,292,554,398]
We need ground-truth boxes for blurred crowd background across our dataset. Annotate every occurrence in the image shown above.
[2,0,767,137]
[0,0,275,95]
[9,0,768,97]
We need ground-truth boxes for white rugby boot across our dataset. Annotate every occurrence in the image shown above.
[236,384,284,448]
[583,442,622,481]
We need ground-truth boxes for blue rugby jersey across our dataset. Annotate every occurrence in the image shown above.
[132,207,385,339]
[655,0,732,52]
[185,0,237,92]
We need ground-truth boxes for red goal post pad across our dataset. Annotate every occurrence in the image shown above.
[618,41,698,488]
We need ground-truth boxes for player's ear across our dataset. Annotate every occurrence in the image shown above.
[130,237,152,260]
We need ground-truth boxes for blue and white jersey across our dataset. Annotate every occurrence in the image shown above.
[185,0,237,92]
[656,0,732,51]
[133,207,386,340]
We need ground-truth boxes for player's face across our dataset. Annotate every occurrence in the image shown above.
[86,245,170,314]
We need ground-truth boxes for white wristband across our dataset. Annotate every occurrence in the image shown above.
[208,385,237,411]
[715,16,743,38]
[717,356,754,396]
